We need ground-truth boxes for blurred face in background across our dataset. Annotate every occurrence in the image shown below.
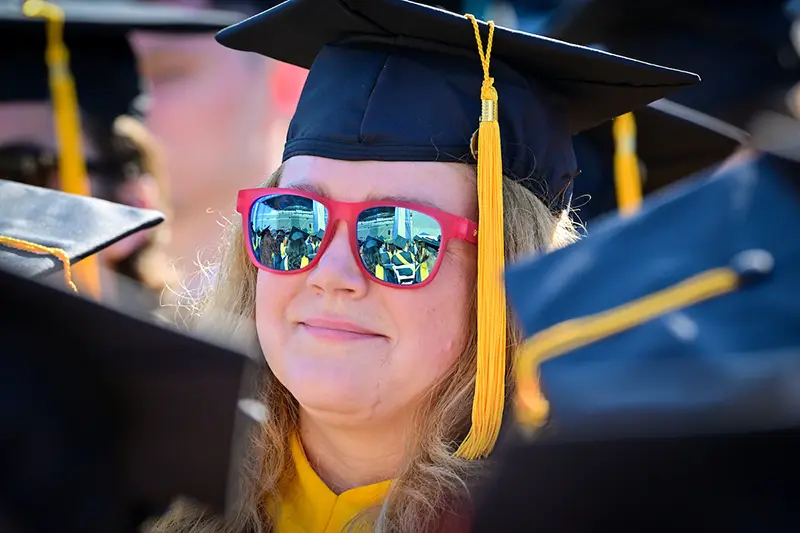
[130,28,276,274]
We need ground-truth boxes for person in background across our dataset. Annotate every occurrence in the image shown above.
[131,0,307,285]
[0,2,235,315]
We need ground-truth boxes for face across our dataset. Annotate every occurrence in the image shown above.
[130,31,272,213]
[255,156,478,428]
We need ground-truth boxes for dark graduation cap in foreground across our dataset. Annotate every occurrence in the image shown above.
[573,99,748,221]
[217,0,699,212]
[472,134,800,533]
[0,179,163,282]
[0,1,242,131]
[543,0,800,131]
[0,181,259,533]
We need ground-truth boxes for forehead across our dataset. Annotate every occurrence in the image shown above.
[280,155,477,220]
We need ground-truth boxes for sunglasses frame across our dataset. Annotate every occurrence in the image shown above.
[237,187,479,289]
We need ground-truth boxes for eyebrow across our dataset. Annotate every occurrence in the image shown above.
[284,182,442,210]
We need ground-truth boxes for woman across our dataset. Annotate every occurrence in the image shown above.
[151,1,695,531]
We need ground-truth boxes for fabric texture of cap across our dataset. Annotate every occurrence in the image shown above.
[0,263,259,532]
[573,99,749,221]
[215,0,699,211]
[0,179,164,280]
[505,152,800,438]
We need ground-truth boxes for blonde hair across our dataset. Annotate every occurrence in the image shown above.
[148,164,578,533]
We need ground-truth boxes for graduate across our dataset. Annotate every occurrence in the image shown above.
[0,180,259,533]
[147,1,700,531]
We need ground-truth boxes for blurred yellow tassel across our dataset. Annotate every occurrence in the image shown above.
[613,112,643,216]
[23,0,101,298]
[456,15,506,460]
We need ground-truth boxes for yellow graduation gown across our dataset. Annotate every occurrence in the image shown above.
[270,434,393,533]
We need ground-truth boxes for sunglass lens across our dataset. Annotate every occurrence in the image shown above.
[356,207,442,285]
[248,193,327,271]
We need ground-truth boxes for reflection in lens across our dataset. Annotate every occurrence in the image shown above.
[249,193,327,271]
[356,206,442,285]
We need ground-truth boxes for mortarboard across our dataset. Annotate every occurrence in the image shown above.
[505,152,800,439]
[0,263,259,533]
[543,0,800,130]
[473,147,800,533]
[214,0,699,460]
[363,235,382,250]
[573,99,748,221]
[0,179,163,286]
[392,235,409,250]
[287,226,308,242]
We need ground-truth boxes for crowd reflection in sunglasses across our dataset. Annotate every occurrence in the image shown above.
[252,225,442,285]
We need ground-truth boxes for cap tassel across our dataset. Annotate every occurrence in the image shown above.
[23,0,101,298]
[456,15,506,461]
[613,112,643,216]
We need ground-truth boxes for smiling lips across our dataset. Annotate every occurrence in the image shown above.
[299,317,384,342]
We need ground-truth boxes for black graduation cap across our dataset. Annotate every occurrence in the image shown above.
[505,152,800,440]
[287,226,307,242]
[472,424,800,532]
[363,235,382,250]
[215,0,699,211]
[543,0,800,130]
[392,235,409,249]
[0,264,259,533]
[0,1,242,128]
[314,229,325,240]
[573,100,749,221]
[0,179,163,281]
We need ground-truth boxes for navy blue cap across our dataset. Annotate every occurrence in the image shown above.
[573,100,748,221]
[0,179,164,280]
[505,152,800,438]
[544,1,800,130]
[216,0,699,211]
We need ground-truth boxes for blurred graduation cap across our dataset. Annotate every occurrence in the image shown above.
[473,138,800,533]
[215,0,698,460]
[573,100,749,221]
[392,235,409,250]
[287,226,307,242]
[0,178,163,286]
[505,152,800,440]
[543,0,800,131]
[0,180,260,532]
[363,235,383,250]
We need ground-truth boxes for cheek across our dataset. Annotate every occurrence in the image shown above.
[390,253,475,391]
[255,270,295,355]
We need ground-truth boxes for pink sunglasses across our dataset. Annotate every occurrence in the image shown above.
[236,187,478,288]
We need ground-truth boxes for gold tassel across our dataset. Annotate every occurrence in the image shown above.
[456,15,506,460]
[24,0,101,298]
[613,112,643,216]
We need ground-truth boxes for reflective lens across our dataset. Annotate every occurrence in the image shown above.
[248,193,328,271]
[356,206,442,286]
